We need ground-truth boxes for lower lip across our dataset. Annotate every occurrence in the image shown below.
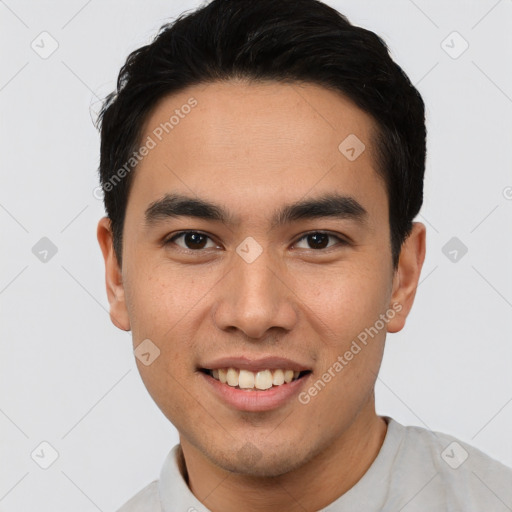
[200,371,312,412]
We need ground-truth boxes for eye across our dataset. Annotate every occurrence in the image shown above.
[165,231,219,250]
[294,232,347,250]
[164,230,348,252]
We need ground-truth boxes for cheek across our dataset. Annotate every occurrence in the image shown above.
[299,267,389,414]
[293,260,391,341]
[124,261,214,385]
[125,258,208,340]
[126,268,200,419]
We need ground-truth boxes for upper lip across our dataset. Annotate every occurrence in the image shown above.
[200,356,312,373]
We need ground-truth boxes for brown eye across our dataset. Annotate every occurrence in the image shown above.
[167,231,217,250]
[294,232,346,250]
[306,233,329,249]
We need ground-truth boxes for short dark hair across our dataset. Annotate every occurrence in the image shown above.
[97,0,426,269]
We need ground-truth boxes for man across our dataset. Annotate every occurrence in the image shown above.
[96,0,512,510]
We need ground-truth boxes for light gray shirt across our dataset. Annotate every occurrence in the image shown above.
[117,417,512,511]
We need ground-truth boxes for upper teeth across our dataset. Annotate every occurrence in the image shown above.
[210,368,301,390]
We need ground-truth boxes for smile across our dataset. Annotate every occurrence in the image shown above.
[199,367,313,412]
[201,367,311,391]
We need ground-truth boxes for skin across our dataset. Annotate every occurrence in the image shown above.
[97,80,426,511]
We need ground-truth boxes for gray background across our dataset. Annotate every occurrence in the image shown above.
[1,0,511,510]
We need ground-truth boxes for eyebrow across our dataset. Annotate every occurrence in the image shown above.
[144,192,368,229]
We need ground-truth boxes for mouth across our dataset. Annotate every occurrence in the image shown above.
[199,367,312,391]
[199,366,313,411]
[197,356,314,411]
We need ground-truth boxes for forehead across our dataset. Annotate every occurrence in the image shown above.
[127,80,387,224]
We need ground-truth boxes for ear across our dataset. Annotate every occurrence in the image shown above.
[386,222,426,333]
[97,217,131,331]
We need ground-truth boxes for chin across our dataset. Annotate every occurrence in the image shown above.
[207,444,311,479]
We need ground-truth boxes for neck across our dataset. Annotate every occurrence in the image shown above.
[178,406,387,511]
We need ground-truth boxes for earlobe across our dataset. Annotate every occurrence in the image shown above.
[97,217,131,331]
[386,222,426,334]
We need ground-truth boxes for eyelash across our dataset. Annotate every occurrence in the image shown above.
[163,230,349,252]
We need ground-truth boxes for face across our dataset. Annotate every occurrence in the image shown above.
[98,80,425,478]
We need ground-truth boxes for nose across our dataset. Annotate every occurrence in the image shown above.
[212,247,298,340]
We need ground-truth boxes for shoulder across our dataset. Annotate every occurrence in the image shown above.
[116,480,161,512]
[388,418,512,509]
[398,419,511,474]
